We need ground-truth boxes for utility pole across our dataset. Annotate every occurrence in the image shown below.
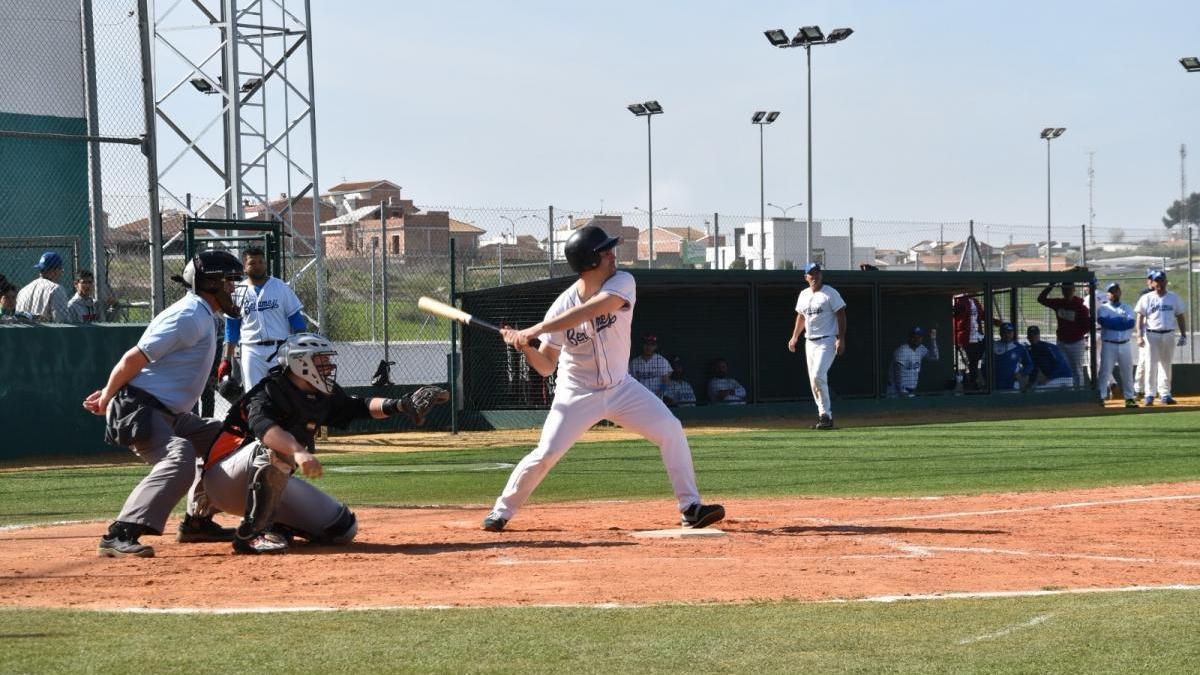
[1182,144,1189,231]
[1087,151,1096,246]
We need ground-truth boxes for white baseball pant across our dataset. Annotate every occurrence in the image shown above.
[490,375,702,521]
[239,343,279,389]
[1135,342,1148,395]
[1058,339,1088,387]
[805,336,836,418]
[1144,331,1177,398]
[1098,340,1135,400]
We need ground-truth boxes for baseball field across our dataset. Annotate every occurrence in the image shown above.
[1,404,1198,673]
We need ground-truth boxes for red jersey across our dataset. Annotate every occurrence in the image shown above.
[952,295,984,347]
[1040,296,1091,343]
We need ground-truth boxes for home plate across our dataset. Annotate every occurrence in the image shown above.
[631,528,726,539]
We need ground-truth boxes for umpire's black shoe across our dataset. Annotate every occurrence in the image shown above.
[233,532,289,555]
[481,513,508,532]
[811,414,834,430]
[177,515,236,543]
[681,503,726,529]
[98,534,154,558]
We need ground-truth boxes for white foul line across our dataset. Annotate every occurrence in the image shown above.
[868,494,1200,523]
[957,614,1053,645]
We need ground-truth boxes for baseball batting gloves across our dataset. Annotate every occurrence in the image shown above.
[383,386,450,426]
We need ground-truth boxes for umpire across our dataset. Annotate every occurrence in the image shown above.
[83,250,244,557]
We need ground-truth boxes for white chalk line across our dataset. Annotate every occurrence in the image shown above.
[0,519,100,533]
[26,584,1200,614]
[912,544,1200,567]
[869,493,1200,523]
[956,614,1053,645]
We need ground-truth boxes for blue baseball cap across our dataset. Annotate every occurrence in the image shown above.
[1149,270,1166,282]
[909,326,924,336]
[1105,282,1120,292]
[1146,268,1158,279]
[1000,322,1015,333]
[34,251,63,271]
[804,262,822,274]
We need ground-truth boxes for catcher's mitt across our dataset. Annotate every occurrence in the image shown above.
[402,385,450,426]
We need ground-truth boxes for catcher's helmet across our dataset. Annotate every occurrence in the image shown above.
[173,250,243,293]
[563,225,620,274]
[277,332,338,395]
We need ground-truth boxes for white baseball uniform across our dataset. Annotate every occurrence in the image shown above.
[1135,290,1186,399]
[889,339,939,396]
[629,353,671,395]
[230,277,304,388]
[1096,299,1136,400]
[489,271,703,522]
[795,285,846,418]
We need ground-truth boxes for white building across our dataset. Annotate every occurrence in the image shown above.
[706,218,875,271]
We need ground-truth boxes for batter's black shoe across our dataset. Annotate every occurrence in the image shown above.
[176,515,235,543]
[481,513,508,532]
[98,534,154,558]
[681,503,726,529]
[1125,399,1139,408]
[233,532,288,555]
[811,414,834,430]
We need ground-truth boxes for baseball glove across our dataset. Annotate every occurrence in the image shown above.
[402,385,450,426]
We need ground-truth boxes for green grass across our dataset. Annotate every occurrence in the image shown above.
[1,591,1197,674]
[3,411,1198,527]
[3,412,1198,673]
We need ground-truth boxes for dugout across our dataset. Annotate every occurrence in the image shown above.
[454,268,1101,429]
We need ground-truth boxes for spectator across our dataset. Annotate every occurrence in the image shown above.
[661,355,696,407]
[952,293,985,388]
[629,333,671,395]
[1036,281,1091,387]
[0,275,15,315]
[889,326,939,397]
[1095,282,1138,408]
[66,270,101,324]
[1025,326,1074,389]
[1135,270,1187,406]
[707,358,746,404]
[993,322,1035,392]
[15,251,70,323]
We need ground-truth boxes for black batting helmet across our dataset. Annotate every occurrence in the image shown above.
[172,250,243,293]
[564,225,620,274]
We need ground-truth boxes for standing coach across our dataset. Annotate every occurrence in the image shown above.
[788,263,846,430]
[219,246,306,391]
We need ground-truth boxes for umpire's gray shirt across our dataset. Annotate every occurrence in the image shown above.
[129,293,218,414]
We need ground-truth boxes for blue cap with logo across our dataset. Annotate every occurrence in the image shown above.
[1149,270,1166,282]
[804,262,822,275]
[1000,322,1015,333]
[34,251,63,271]
[1105,282,1120,292]
[910,326,924,336]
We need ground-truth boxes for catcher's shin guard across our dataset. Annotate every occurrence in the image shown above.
[315,504,357,545]
[236,444,290,542]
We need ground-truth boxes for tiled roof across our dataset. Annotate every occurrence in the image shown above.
[449,219,485,234]
[325,180,400,193]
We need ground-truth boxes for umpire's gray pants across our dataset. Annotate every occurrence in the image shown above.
[116,411,222,534]
[202,441,347,538]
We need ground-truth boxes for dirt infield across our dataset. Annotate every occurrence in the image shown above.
[2,482,1198,610]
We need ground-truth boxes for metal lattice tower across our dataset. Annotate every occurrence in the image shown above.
[142,0,323,326]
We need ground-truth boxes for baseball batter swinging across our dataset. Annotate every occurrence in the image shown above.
[481,225,725,532]
[202,333,448,553]
[788,262,846,430]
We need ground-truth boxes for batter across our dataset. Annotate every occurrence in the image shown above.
[482,225,725,532]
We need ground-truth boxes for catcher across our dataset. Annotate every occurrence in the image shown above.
[201,332,448,554]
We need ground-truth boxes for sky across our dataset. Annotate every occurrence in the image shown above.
[156,1,1200,240]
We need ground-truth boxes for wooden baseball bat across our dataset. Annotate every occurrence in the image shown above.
[417,296,540,347]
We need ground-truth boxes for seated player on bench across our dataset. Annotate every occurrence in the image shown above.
[202,332,448,554]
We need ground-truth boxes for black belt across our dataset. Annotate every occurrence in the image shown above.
[1147,329,1175,334]
[1104,339,1128,344]
[245,339,286,346]
[807,335,834,341]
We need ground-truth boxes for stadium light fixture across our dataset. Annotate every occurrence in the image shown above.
[1040,126,1067,271]
[239,77,262,94]
[752,111,783,270]
[762,23,854,262]
[189,77,216,94]
[627,100,664,267]
[1181,56,1200,72]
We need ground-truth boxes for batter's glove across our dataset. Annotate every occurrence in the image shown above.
[386,386,450,426]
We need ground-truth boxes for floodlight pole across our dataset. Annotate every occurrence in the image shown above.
[1046,137,1052,271]
[760,121,766,269]
[806,44,814,264]
[647,113,655,269]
